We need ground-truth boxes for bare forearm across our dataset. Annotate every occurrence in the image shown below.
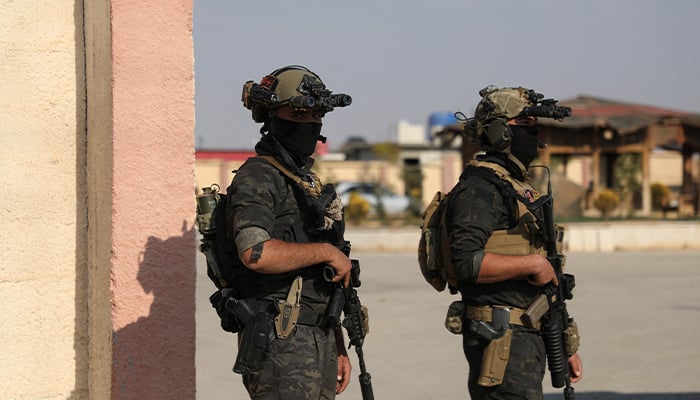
[241,239,340,274]
[477,253,553,284]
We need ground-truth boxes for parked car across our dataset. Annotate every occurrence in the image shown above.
[335,181,410,215]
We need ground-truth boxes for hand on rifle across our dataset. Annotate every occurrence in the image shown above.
[526,254,559,287]
[335,317,352,394]
[327,246,352,287]
[568,352,583,383]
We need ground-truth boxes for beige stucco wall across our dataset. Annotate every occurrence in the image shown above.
[649,150,683,187]
[0,1,88,399]
[1,1,195,399]
[563,152,685,189]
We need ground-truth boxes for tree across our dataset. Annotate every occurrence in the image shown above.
[613,153,641,217]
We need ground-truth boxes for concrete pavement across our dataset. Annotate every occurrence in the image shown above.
[196,251,700,400]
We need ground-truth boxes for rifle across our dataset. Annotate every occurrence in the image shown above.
[324,260,374,400]
[525,166,576,400]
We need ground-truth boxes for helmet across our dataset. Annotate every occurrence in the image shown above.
[466,85,571,151]
[242,65,352,123]
[474,86,536,122]
[468,86,537,150]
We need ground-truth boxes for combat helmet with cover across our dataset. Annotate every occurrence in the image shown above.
[241,65,352,123]
[465,85,571,151]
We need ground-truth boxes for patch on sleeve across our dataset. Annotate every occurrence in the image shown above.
[250,242,263,262]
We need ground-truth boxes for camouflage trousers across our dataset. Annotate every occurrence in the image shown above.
[463,328,546,400]
[242,324,338,400]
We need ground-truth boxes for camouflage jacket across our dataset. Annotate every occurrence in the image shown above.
[225,153,343,317]
[445,153,542,309]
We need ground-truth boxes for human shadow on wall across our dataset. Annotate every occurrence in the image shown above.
[111,222,197,399]
[545,392,700,400]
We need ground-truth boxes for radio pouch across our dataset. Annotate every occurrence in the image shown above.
[477,328,513,387]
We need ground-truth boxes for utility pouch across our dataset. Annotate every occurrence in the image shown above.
[477,328,513,387]
[445,301,465,334]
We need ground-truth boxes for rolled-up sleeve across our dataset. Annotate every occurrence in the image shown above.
[235,226,270,256]
[446,176,506,283]
[226,162,279,255]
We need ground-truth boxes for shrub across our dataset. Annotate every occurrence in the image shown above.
[651,182,671,210]
[593,189,620,220]
[344,192,370,225]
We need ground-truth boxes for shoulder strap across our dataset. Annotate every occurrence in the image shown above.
[255,155,344,246]
[468,160,544,202]
[256,155,322,198]
[468,159,551,225]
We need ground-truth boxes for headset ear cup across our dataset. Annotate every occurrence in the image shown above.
[486,120,511,150]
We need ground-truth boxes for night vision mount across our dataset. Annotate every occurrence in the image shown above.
[519,89,572,121]
[242,75,352,119]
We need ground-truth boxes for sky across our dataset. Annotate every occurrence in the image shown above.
[193,0,700,151]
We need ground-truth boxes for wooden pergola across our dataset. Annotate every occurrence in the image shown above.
[459,96,700,216]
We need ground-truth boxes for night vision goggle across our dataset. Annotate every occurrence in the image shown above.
[518,89,571,121]
[242,78,352,114]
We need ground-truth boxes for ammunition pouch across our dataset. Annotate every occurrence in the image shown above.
[477,329,513,387]
[564,321,580,357]
[523,294,548,329]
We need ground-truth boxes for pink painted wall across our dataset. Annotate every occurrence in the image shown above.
[109,1,196,398]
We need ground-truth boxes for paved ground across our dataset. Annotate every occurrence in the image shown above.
[196,251,700,400]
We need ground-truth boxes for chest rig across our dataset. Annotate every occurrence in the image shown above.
[469,160,565,259]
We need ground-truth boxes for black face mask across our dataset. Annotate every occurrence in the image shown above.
[270,117,323,158]
[509,125,539,168]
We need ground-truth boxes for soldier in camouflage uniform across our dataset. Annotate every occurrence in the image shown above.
[227,65,354,399]
[445,86,583,399]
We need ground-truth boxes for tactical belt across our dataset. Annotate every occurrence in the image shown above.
[466,305,541,330]
[259,299,325,327]
[296,311,325,327]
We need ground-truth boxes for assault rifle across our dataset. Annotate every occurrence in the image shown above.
[324,260,374,400]
[525,166,576,400]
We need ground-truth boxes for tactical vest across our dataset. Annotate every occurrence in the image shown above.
[225,156,345,296]
[472,160,565,260]
[435,160,564,291]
